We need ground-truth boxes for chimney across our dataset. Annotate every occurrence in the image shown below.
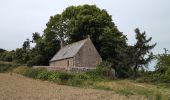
[60,38,64,49]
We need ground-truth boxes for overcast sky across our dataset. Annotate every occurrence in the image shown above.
[0,0,170,55]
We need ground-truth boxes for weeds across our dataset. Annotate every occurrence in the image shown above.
[117,89,134,96]
[13,66,169,99]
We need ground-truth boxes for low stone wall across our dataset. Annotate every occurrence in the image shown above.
[32,66,49,69]
[33,66,95,72]
[70,67,96,72]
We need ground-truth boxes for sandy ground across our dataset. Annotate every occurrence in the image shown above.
[0,73,146,100]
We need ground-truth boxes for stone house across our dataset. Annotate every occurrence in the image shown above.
[49,36,102,71]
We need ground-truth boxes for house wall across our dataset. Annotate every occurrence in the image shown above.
[75,38,102,68]
[50,58,74,68]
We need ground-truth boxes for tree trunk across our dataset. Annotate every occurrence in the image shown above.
[134,63,138,78]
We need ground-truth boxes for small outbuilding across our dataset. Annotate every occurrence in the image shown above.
[49,36,102,71]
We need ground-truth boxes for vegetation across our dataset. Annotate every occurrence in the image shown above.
[0,5,170,98]
[0,61,21,72]
[138,51,170,84]
[12,66,170,99]
[0,5,157,78]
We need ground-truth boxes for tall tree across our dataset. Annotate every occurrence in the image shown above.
[133,28,156,75]
[28,5,128,71]
[44,4,127,62]
[32,32,41,43]
[23,38,30,50]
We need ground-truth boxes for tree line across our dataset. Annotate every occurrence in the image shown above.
[0,5,157,78]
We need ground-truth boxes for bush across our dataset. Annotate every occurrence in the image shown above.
[0,61,20,72]
[67,73,89,86]
[0,63,11,72]
[14,65,111,87]
[68,76,83,86]
[85,70,106,82]
[14,66,38,78]
[37,69,50,80]
[76,73,89,80]
[48,72,60,82]
[23,68,38,78]
[96,61,112,75]
[96,61,117,79]
[13,66,29,74]
[58,72,74,81]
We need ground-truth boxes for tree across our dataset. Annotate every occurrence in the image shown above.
[24,5,129,78]
[23,38,30,50]
[32,32,41,43]
[0,48,6,53]
[133,28,156,75]
[152,50,170,83]
[43,5,127,65]
[156,48,170,71]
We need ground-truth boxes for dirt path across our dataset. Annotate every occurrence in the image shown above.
[0,73,146,100]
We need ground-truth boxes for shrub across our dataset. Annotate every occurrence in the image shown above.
[85,69,108,82]
[48,72,60,82]
[67,73,89,86]
[76,73,89,80]
[96,61,116,79]
[13,66,30,75]
[14,66,38,78]
[0,61,20,72]
[58,72,74,81]
[37,69,50,80]
[68,76,83,86]
[0,63,11,72]
[96,61,112,75]
[23,68,38,78]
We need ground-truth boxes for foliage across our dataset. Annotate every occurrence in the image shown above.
[41,5,127,68]
[0,5,159,80]
[0,48,6,53]
[0,61,20,72]
[0,51,14,62]
[7,4,129,78]
[14,66,170,99]
[58,72,74,83]
[131,28,156,76]
[14,66,30,75]
[14,65,109,86]
[117,89,134,96]
[48,72,60,82]
[32,32,41,43]
[152,52,170,83]
[22,38,30,50]
[37,69,50,80]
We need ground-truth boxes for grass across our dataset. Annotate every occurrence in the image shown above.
[94,80,170,100]
[0,61,22,72]
[117,89,134,96]
[94,85,112,91]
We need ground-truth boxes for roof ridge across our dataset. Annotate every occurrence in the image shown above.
[62,38,88,49]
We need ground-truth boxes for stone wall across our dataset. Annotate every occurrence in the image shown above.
[33,66,95,72]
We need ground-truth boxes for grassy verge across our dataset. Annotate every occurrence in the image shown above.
[13,66,170,100]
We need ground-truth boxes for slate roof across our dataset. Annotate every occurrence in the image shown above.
[50,39,88,62]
